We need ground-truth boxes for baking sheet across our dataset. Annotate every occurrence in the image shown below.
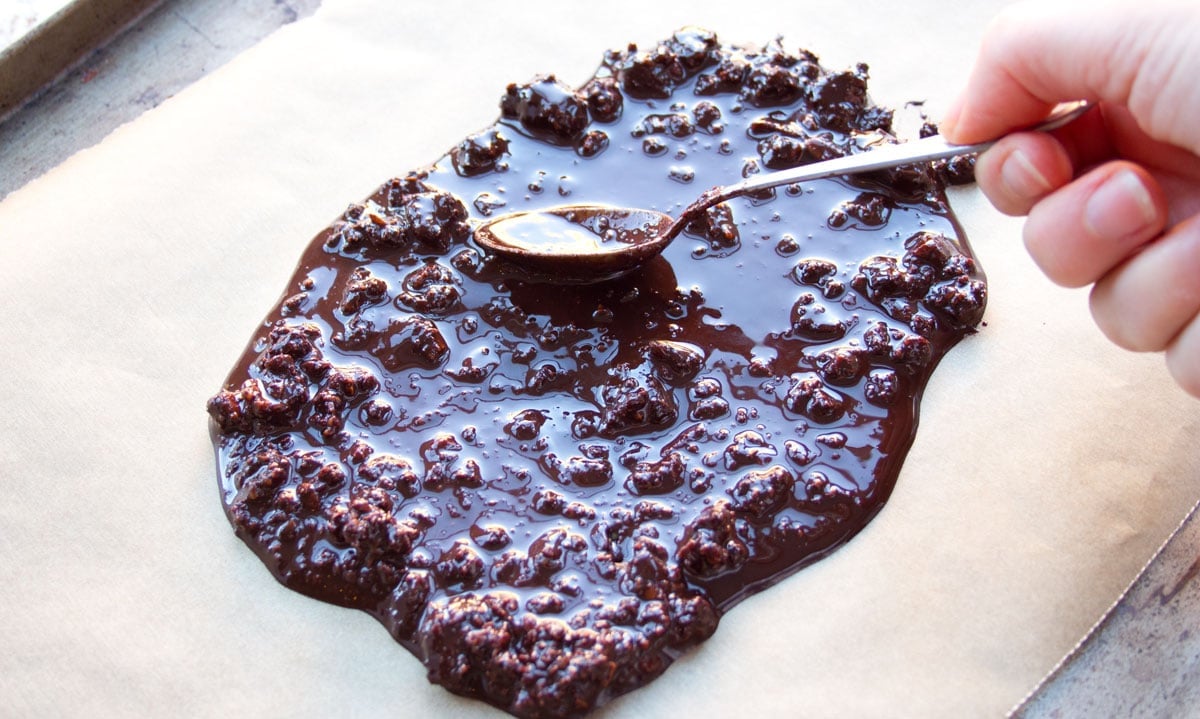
[0,0,161,119]
[1015,498,1200,715]
[2,1,1198,716]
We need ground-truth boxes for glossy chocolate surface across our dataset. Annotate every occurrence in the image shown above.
[208,27,985,719]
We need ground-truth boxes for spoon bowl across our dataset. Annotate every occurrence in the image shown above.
[475,101,1091,284]
[475,205,677,283]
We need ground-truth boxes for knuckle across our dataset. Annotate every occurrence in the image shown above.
[1089,287,1164,352]
[1165,346,1200,399]
[1023,222,1088,288]
[1165,318,1200,399]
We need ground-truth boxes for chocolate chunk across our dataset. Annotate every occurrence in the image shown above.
[598,363,678,438]
[743,63,805,107]
[328,183,470,257]
[646,340,705,384]
[580,77,623,123]
[785,375,849,423]
[812,67,869,132]
[626,452,687,495]
[694,56,750,95]
[451,128,510,177]
[677,500,748,578]
[730,465,794,518]
[501,75,590,145]
[619,47,687,99]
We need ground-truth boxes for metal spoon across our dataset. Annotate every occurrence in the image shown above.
[475,101,1090,283]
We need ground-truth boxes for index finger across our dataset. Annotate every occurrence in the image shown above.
[940,0,1200,154]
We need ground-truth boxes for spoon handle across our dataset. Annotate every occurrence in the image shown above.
[724,100,1090,197]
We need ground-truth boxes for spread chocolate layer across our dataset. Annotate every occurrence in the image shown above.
[208,28,985,718]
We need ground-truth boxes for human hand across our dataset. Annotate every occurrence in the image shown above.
[940,0,1200,397]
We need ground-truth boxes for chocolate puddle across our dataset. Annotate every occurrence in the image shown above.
[208,27,985,718]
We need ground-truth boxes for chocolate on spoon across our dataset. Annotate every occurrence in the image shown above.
[473,205,676,283]
[475,101,1090,283]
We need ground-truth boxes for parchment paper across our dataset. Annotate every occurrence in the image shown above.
[2,1,1197,716]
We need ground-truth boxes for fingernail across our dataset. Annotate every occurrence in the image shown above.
[1084,169,1159,241]
[1000,149,1053,198]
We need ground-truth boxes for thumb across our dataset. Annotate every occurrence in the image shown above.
[941,0,1200,156]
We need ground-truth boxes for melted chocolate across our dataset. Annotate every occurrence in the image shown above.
[208,27,985,719]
